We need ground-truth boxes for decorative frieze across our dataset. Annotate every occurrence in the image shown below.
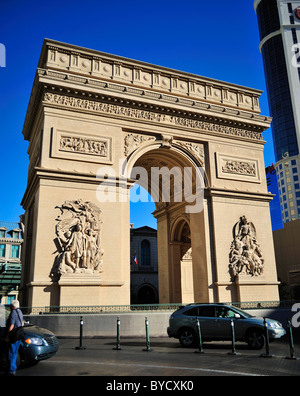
[60,135,108,157]
[51,128,112,164]
[44,92,263,141]
[216,153,260,183]
[222,160,256,177]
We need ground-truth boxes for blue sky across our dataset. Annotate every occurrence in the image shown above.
[0,0,274,229]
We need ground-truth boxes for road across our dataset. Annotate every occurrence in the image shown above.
[3,334,300,380]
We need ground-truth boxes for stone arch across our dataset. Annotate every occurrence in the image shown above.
[20,40,280,309]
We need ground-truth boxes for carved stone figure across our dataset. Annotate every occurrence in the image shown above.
[229,216,264,279]
[51,199,104,279]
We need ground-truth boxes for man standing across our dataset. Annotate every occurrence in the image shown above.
[5,300,24,376]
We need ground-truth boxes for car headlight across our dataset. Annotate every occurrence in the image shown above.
[24,337,44,346]
[267,321,282,329]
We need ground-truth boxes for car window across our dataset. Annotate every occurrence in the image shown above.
[183,307,199,316]
[197,306,215,317]
[215,307,236,318]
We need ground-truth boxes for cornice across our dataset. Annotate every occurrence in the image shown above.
[38,68,271,123]
[206,186,274,202]
[22,39,272,144]
[23,77,269,144]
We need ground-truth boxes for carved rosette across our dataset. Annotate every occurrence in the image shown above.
[229,216,264,280]
[51,199,104,280]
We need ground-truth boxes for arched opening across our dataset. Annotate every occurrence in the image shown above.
[128,141,207,304]
[136,284,158,304]
[170,218,193,303]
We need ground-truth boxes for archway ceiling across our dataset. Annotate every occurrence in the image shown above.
[132,148,197,207]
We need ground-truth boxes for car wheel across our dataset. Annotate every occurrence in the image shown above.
[179,328,196,347]
[247,330,265,350]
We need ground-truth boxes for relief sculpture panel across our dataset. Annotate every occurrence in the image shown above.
[229,216,264,280]
[51,199,104,280]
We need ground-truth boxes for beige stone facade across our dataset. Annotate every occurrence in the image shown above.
[19,39,280,308]
[273,219,300,299]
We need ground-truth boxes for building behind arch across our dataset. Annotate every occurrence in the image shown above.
[130,225,158,304]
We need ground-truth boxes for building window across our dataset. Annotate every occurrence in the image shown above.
[0,244,5,257]
[12,231,19,239]
[11,245,20,258]
[295,183,300,190]
[0,230,5,238]
[141,240,150,266]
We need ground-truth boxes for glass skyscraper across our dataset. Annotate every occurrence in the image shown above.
[254,0,300,223]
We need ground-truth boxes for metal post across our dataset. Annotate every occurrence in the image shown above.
[143,316,151,351]
[194,318,204,354]
[228,318,239,355]
[260,317,272,358]
[286,320,297,360]
[113,316,122,350]
[75,316,86,350]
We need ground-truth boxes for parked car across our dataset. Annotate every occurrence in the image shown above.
[0,324,59,370]
[167,303,286,349]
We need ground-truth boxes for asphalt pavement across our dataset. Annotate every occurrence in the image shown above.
[3,333,300,380]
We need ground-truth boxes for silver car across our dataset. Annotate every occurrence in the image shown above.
[167,303,286,349]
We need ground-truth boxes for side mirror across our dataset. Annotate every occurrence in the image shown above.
[234,314,241,319]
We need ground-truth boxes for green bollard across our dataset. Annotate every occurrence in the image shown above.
[194,318,204,354]
[75,316,86,350]
[260,317,273,358]
[113,316,122,350]
[286,320,297,360]
[143,317,152,351]
[228,318,240,355]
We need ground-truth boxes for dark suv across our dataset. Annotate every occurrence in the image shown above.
[167,303,286,349]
